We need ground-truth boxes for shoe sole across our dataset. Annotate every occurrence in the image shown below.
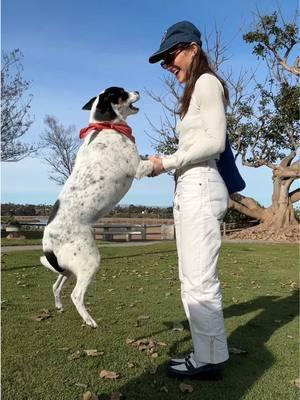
[169,360,186,366]
[167,367,223,381]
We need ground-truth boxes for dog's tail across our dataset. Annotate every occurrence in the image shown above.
[40,251,65,274]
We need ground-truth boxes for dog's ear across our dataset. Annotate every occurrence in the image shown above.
[97,92,115,113]
[82,96,97,110]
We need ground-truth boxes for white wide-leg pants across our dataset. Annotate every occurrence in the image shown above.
[173,162,229,364]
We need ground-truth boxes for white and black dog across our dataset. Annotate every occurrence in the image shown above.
[40,87,153,327]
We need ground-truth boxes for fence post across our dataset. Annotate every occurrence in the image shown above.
[223,222,226,238]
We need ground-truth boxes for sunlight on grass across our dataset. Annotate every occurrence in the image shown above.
[1,242,299,400]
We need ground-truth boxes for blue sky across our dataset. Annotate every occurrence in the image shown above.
[1,0,298,207]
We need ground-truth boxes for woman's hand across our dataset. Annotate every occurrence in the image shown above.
[148,156,165,176]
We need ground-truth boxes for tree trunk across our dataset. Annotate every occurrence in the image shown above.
[229,161,299,242]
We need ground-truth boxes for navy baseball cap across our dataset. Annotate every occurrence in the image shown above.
[149,21,202,64]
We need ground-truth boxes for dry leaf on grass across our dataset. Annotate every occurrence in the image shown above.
[127,337,166,357]
[157,341,167,347]
[84,349,104,357]
[99,370,120,379]
[68,350,82,360]
[149,365,158,375]
[83,391,99,400]
[137,315,150,320]
[110,392,123,400]
[229,347,248,355]
[127,362,136,368]
[172,322,184,332]
[29,309,52,321]
[179,382,194,393]
[160,386,168,393]
[290,378,300,388]
[136,315,150,327]
[75,383,87,388]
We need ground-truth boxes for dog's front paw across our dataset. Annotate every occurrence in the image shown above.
[135,160,153,179]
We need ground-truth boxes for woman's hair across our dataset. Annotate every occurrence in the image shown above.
[179,44,229,118]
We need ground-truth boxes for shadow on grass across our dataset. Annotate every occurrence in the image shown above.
[100,290,298,400]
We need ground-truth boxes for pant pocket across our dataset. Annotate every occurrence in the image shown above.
[207,179,229,221]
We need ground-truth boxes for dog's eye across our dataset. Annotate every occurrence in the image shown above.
[121,92,129,101]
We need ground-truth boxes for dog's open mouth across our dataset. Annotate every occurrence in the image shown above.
[129,100,139,112]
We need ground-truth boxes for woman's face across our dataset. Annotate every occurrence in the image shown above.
[163,43,198,83]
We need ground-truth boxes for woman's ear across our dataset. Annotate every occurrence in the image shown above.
[190,42,199,57]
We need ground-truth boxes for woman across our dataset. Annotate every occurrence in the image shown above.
[148,21,230,379]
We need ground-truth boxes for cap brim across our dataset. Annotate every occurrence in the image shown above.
[148,43,178,64]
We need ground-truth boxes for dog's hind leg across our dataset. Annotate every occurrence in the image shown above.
[71,267,99,328]
[53,274,69,311]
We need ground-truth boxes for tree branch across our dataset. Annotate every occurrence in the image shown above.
[289,188,300,203]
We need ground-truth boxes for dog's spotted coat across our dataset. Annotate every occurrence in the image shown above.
[40,87,153,327]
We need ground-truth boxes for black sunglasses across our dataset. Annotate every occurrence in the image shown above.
[160,44,191,70]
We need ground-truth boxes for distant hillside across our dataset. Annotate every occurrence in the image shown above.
[1,203,173,219]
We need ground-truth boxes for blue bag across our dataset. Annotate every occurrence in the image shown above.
[217,135,246,194]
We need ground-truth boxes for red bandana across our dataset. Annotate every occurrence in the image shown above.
[79,122,135,143]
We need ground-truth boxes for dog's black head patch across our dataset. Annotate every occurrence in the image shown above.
[82,87,139,122]
[82,87,128,120]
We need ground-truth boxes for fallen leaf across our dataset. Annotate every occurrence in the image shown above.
[127,362,136,368]
[75,383,87,388]
[157,341,167,347]
[68,350,82,360]
[149,365,158,374]
[290,378,300,389]
[29,310,52,321]
[110,392,122,400]
[172,322,184,332]
[137,315,150,320]
[179,382,193,393]
[99,370,120,379]
[229,347,248,355]
[160,386,168,393]
[84,349,104,357]
[83,391,99,400]
[231,297,239,304]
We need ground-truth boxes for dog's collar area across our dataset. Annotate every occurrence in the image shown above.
[79,122,135,143]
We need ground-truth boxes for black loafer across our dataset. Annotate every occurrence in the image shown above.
[167,358,223,380]
[169,352,194,366]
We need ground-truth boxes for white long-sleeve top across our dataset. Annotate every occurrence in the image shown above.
[162,73,227,172]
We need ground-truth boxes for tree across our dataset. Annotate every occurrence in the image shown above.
[228,10,299,240]
[146,11,299,241]
[1,49,35,161]
[40,115,80,185]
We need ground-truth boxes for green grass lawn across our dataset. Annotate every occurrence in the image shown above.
[1,242,299,400]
